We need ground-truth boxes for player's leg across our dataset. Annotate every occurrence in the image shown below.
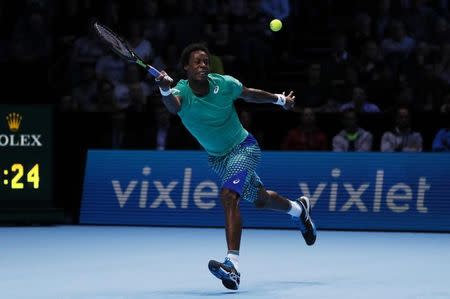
[254,187,317,246]
[253,188,291,211]
[220,188,242,252]
[207,187,242,290]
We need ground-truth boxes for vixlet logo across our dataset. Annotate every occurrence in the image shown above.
[298,168,430,213]
[112,167,218,210]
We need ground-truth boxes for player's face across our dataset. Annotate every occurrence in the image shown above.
[185,50,210,81]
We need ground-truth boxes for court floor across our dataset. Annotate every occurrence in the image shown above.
[1,225,449,299]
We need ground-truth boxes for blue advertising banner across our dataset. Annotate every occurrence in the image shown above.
[80,150,450,232]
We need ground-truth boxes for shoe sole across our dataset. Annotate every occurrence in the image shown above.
[299,196,317,246]
[208,260,239,290]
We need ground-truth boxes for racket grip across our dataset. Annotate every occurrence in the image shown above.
[148,66,173,82]
[148,66,161,77]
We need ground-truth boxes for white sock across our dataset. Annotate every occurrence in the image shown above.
[227,251,240,272]
[288,200,302,217]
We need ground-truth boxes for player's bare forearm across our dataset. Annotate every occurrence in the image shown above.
[240,87,278,104]
[161,94,181,114]
[240,86,296,110]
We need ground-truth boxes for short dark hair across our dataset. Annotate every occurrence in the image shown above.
[180,43,210,67]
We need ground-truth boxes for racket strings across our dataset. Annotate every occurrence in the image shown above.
[96,25,131,58]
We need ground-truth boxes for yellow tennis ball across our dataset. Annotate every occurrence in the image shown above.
[270,19,282,32]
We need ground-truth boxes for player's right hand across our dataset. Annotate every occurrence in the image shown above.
[155,71,173,91]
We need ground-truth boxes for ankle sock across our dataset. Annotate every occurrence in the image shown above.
[288,200,302,217]
[227,250,240,272]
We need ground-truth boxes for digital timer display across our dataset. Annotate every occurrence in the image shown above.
[2,163,40,189]
[0,105,52,210]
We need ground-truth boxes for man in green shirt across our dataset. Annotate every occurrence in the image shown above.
[155,43,316,290]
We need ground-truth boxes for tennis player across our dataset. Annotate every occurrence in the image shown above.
[155,43,316,290]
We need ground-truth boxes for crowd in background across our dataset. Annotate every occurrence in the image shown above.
[1,0,450,151]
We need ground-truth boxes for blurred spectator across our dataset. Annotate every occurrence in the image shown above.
[91,78,125,148]
[260,0,290,21]
[137,0,171,55]
[0,2,8,63]
[70,19,104,85]
[92,78,118,112]
[434,42,450,85]
[381,106,423,151]
[400,0,436,42]
[71,62,98,112]
[407,61,442,112]
[428,16,450,50]
[348,13,375,57]
[11,5,52,64]
[114,64,152,112]
[297,63,328,109]
[239,0,272,82]
[210,52,225,75]
[356,40,384,85]
[125,19,154,64]
[11,6,52,97]
[441,92,450,112]
[394,74,415,108]
[325,32,351,87]
[375,0,393,40]
[152,42,181,77]
[281,107,328,151]
[100,0,120,29]
[53,0,90,53]
[402,41,432,87]
[343,65,360,90]
[229,0,247,20]
[318,98,341,113]
[95,52,126,85]
[332,109,373,152]
[367,62,396,111]
[381,20,416,65]
[50,0,92,95]
[154,105,172,150]
[59,95,78,112]
[340,86,381,113]
[171,0,205,49]
[205,20,235,74]
[432,113,450,151]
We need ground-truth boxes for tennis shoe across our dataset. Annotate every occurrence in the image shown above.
[293,196,317,246]
[208,257,240,290]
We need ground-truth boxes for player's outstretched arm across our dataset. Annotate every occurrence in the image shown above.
[240,87,296,110]
[155,71,181,114]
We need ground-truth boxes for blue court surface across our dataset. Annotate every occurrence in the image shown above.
[1,226,449,299]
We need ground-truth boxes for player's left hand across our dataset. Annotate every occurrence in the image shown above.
[283,91,295,110]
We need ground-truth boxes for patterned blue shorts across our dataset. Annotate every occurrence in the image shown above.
[208,134,263,203]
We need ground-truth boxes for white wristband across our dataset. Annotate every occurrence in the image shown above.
[159,87,172,96]
[275,94,286,106]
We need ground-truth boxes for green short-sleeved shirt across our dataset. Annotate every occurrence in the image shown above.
[172,73,248,156]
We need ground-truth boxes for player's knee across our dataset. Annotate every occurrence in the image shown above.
[220,188,239,208]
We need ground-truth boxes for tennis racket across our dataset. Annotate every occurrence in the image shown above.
[93,22,170,80]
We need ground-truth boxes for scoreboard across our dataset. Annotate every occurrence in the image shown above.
[0,105,54,213]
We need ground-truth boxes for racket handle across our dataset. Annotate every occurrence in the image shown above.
[147,65,173,82]
[147,66,161,77]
